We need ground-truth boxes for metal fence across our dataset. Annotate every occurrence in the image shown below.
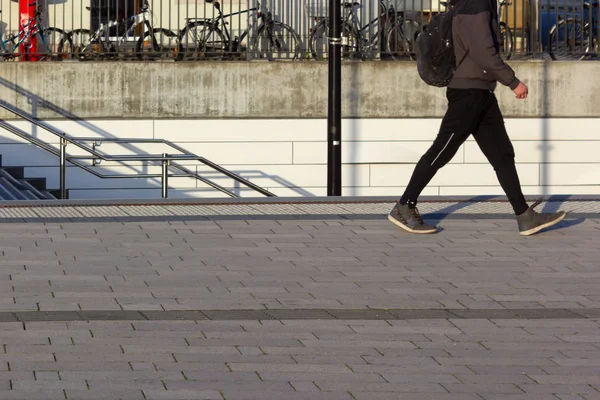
[0,0,598,60]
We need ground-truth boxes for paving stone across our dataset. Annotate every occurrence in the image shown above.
[140,311,209,320]
[441,383,525,393]
[64,390,146,399]
[141,389,224,400]
[15,311,82,322]
[0,389,67,400]
[203,310,273,320]
[78,311,146,320]
[516,384,599,394]
[351,393,482,400]
[0,313,18,322]
[265,309,334,320]
[220,391,354,400]
[328,309,396,320]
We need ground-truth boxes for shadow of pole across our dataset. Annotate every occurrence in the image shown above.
[539,59,567,213]
[349,62,360,196]
[541,59,549,202]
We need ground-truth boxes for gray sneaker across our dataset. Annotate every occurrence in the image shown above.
[517,199,566,236]
[388,202,438,234]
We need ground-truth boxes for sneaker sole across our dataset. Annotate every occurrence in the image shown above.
[387,214,438,234]
[519,211,567,236]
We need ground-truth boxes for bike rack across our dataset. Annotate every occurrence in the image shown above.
[0,101,276,199]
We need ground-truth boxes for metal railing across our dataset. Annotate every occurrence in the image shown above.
[0,101,276,199]
[0,0,597,60]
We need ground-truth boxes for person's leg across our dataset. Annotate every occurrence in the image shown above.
[472,92,566,235]
[400,89,487,206]
[471,93,529,215]
[390,89,489,234]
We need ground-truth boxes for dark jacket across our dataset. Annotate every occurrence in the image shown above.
[448,0,520,91]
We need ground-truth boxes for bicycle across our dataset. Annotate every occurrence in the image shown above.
[386,5,422,60]
[548,1,598,60]
[0,3,70,61]
[60,0,178,61]
[176,0,300,61]
[308,0,420,60]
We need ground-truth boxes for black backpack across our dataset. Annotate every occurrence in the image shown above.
[414,6,456,87]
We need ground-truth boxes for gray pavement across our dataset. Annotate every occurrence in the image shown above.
[0,198,599,400]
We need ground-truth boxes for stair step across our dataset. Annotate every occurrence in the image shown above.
[0,177,37,200]
[3,166,24,179]
[48,189,67,200]
[0,181,18,200]
[17,179,56,200]
[0,170,54,200]
[24,177,47,191]
[40,190,57,200]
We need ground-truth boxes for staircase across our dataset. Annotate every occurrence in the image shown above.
[0,155,56,200]
[0,101,275,200]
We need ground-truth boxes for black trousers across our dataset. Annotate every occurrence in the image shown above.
[401,88,529,215]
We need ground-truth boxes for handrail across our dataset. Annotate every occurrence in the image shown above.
[0,101,276,199]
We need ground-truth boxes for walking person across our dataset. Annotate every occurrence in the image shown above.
[389,0,566,236]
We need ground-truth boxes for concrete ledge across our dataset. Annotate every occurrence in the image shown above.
[0,196,597,222]
[0,194,597,207]
[1,61,598,119]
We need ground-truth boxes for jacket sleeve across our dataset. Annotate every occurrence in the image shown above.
[453,12,520,89]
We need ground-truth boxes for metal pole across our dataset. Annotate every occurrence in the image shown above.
[327,0,342,196]
[60,137,67,199]
[161,153,169,198]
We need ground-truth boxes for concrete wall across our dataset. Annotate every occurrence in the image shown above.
[0,61,598,199]
[1,61,599,119]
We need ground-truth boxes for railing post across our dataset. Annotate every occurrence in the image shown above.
[161,153,169,199]
[530,0,539,54]
[60,137,67,199]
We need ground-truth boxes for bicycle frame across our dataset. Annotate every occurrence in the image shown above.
[214,8,257,49]
[187,1,271,53]
[345,1,395,52]
[87,6,151,49]
[0,10,51,57]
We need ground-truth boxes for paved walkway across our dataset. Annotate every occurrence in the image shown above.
[0,198,599,400]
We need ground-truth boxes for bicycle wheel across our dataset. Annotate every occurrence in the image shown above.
[499,22,512,60]
[549,18,589,60]
[309,20,328,59]
[59,29,105,61]
[177,21,226,61]
[136,28,179,60]
[307,20,357,60]
[386,19,420,60]
[35,27,71,60]
[250,22,300,60]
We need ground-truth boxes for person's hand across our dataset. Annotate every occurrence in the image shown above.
[513,82,528,99]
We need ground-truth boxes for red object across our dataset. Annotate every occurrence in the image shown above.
[19,0,38,61]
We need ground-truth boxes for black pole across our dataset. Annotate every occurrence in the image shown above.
[327,0,342,196]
